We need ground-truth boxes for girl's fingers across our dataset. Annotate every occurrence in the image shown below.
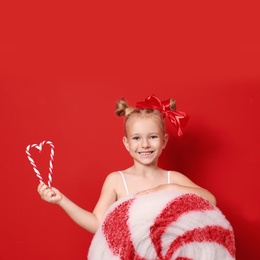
[50,187,59,194]
[44,188,53,196]
[37,182,45,192]
[38,182,49,192]
[38,184,52,197]
[37,182,61,203]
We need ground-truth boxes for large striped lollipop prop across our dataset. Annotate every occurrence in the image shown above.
[26,140,55,187]
[88,191,236,259]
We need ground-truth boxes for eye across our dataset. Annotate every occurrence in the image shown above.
[150,135,158,139]
[132,136,140,140]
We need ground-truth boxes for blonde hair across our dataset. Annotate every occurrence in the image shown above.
[115,98,167,135]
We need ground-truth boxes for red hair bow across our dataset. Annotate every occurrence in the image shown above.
[136,95,189,136]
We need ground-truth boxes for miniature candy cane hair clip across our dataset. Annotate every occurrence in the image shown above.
[135,94,189,136]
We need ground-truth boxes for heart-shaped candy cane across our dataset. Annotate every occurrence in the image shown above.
[26,140,55,187]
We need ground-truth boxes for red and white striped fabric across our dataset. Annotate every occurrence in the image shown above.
[88,190,236,260]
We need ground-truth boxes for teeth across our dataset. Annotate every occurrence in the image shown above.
[139,152,153,155]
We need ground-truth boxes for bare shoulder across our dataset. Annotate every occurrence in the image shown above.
[170,171,217,205]
[102,171,121,188]
[170,170,200,187]
[105,171,120,180]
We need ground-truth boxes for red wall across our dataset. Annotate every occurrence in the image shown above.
[1,1,259,259]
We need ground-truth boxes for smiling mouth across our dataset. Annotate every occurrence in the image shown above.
[139,151,154,155]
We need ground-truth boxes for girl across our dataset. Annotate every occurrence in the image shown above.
[38,95,235,259]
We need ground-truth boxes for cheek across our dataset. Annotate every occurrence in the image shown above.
[128,141,139,151]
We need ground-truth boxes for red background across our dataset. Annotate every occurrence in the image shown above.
[1,1,259,259]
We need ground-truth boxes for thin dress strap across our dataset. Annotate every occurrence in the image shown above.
[118,171,129,195]
[167,171,171,184]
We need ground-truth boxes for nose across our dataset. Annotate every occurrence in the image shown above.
[141,138,151,148]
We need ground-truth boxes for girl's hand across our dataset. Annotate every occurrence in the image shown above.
[37,182,63,205]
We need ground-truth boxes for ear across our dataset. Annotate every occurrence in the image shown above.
[122,136,130,151]
[162,134,169,149]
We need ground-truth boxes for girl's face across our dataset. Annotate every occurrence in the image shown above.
[123,115,168,166]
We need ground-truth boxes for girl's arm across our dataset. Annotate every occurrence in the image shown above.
[138,171,216,205]
[139,183,216,205]
[170,183,216,205]
[37,173,118,234]
[170,171,216,205]
[38,183,99,233]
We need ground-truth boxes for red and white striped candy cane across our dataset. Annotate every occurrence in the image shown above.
[25,140,55,187]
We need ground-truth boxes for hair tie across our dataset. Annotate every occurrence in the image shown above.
[135,94,189,136]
